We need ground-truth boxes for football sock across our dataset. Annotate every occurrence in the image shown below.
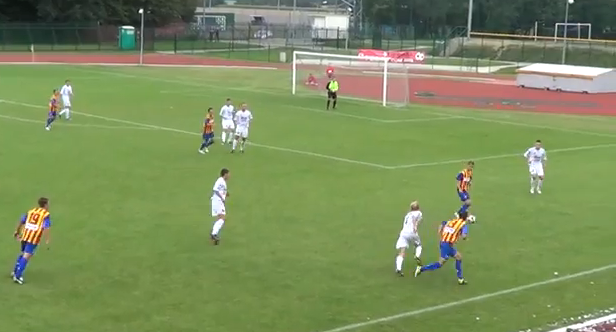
[199,142,207,150]
[222,132,226,143]
[232,139,237,150]
[395,255,403,271]
[211,219,225,235]
[455,260,463,279]
[415,246,423,264]
[327,100,330,109]
[537,179,543,189]
[206,138,214,147]
[421,262,442,272]
[15,256,28,278]
[45,118,54,127]
[458,203,469,215]
[240,140,245,150]
[333,100,337,108]
[530,177,536,189]
[13,256,22,275]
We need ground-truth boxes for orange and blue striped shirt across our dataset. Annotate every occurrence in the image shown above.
[49,94,59,113]
[440,218,468,244]
[456,168,473,192]
[20,207,51,245]
[203,114,214,134]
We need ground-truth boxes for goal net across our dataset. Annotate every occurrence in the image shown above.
[554,23,592,41]
[291,51,410,107]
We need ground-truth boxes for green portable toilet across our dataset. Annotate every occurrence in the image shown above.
[118,26,136,50]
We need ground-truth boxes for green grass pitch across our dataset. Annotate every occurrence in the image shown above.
[1,64,615,332]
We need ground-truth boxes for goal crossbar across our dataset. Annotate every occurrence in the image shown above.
[292,50,401,107]
[554,23,592,41]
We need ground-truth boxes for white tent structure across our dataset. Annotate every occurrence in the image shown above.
[516,63,616,93]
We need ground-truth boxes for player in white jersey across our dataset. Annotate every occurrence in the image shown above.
[523,139,547,194]
[231,103,253,154]
[211,168,230,245]
[219,98,235,145]
[395,201,423,276]
[58,80,73,120]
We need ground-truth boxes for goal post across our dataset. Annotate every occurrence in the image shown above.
[291,51,410,107]
[554,23,592,41]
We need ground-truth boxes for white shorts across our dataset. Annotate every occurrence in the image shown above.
[395,233,421,250]
[222,119,235,130]
[529,164,544,177]
[235,126,249,138]
[211,199,226,217]
[62,96,71,107]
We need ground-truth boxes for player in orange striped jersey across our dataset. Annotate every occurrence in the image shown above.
[456,161,474,217]
[11,198,52,284]
[414,211,474,285]
[45,89,60,131]
[199,107,215,154]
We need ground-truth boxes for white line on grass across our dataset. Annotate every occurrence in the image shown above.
[76,67,616,139]
[0,99,389,169]
[161,91,460,124]
[460,115,616,139]
[0,114,154,130]
[389,143,616,169]
[316,263,616,332]
[2,99,615,170]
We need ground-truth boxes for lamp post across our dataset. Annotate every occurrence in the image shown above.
[561,0,574,64]
[138,8,145,65]
[466,0,473,39]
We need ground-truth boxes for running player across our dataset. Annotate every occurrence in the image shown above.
[414,211,474,285]
[219,99,235,145]
[523,140,547,194]
[45,89,60,131]
[231,103,253,154]
[58,80,73,120]
[211,168,230,245]
[11,197,52,285]
[199,108,215,154]
[456,161,474,217]
[395,201,423,276]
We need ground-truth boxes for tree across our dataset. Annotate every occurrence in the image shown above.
[2,0,198,26]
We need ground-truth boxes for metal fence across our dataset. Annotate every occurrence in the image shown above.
[3,23,616,69]
[0,23,452,52]
[461,32,616,68]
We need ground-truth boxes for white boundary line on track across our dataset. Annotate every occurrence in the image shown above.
[0,62,278,70]
[2,98,615,170]
[316,263,616,332]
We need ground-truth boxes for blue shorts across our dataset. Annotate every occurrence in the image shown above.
[457,190,470,202]
[203,133,214,141]
[21,241,38,255]
[48,111,57,118]
[439,242,457,260]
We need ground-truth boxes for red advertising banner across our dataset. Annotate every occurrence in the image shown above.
[357,49,426,63]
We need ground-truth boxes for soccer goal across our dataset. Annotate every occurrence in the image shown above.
[554,23,592,41]
[291,51,410,107]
